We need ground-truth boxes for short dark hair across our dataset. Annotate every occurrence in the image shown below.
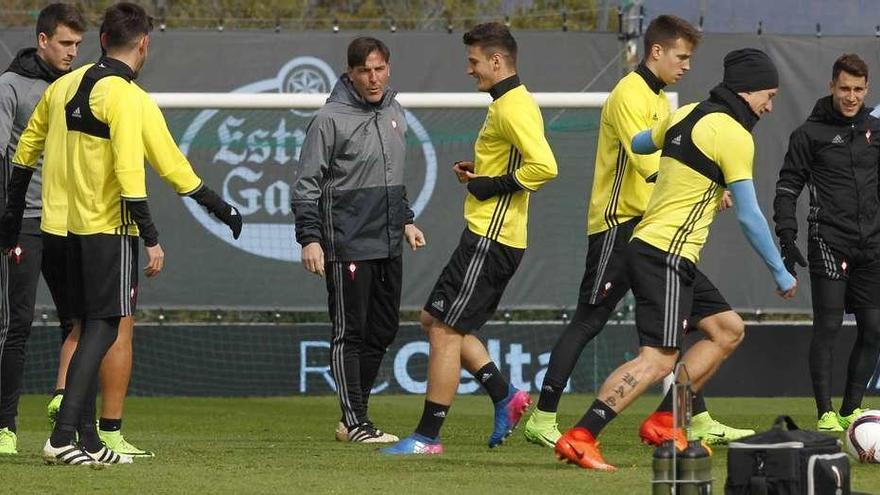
[463,22,518,64]
[643,15,701,56]
[36,3,87,38]
[833,53,869,81]
[347,37,390,68]
[100,2,153,51]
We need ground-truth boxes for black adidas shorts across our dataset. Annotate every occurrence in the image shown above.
[628,238,731,349]
[808,238,880,311]
[424,229,524,333]
[66,233,138,319]
[41,232,78,325]
[577,217,640,308]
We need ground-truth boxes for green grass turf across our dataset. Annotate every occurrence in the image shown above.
[1,394,879,493]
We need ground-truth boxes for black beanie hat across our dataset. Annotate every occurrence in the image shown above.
[723,48,779,92]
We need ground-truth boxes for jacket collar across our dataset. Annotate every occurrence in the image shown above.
[4,47,66,83]
[635,63,666,95]
[97,56,136,81]
[489,74,521,101]
[708,83,760,132]
[328,74,396,110]
[808,95,870,126]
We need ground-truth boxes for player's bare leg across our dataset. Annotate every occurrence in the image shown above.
[556,346,676,470]
[53,321,81,391]
[685,311,745,390]
[600,346,678,413]
[645,311,750,446]
[425,318,464,407]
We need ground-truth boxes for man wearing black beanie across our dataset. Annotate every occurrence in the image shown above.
[774,53,880,432]
[556,48,797,470]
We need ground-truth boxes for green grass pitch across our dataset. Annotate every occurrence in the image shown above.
[2,394,878,493]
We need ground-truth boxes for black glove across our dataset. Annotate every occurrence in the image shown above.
[0,210,22,251]
[466,174,523,201]
[778,230,806,276]
[0,166,34,251]
[190,185,242,239]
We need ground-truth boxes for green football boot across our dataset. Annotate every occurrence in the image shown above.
[690,411,755,445]
[523,409,561,448]
[47,393,63,431]
[0,427,17,455]
[838,408,864,430]
[98,429,155,458]
[817,411,844,432]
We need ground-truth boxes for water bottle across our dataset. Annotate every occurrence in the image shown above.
[678,440,712,494]
[652,440,676,494]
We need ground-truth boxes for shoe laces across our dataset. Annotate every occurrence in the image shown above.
[355,422,381,437]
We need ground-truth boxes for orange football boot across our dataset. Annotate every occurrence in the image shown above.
[639,411,688,451]
[554,427,616,471]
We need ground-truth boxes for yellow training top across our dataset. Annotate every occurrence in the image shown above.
[588,65,670,235]
[13,58,201,237]
[632,102,754,263]
[465,78,558,248]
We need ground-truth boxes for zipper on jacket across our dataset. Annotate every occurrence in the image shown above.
[849,122,865,242]
[374,110,393,256]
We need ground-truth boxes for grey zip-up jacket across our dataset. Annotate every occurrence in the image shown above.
[292,75,414,262]
[0,48,62,223]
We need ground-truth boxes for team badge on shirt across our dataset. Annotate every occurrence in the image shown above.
[866,129,872,144]
[348,262,357,280]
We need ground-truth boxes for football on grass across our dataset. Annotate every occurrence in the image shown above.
[845,410,880,463]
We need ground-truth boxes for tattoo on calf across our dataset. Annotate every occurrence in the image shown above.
[603,373,640,406]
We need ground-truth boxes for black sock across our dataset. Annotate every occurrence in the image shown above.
[692,391,708,415]
[656,387,674,413]
[78,423,102,452]
[576,400,617,437]
[472,362,509,403]
[537,384,565,413]
[53,388,65,397]
[415,400,449,440]
[50,424,77,448]
[0,418,16,432]
[99,417,122,432]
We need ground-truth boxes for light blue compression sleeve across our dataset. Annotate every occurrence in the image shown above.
[729,179,796,291]
[631,129,659,155]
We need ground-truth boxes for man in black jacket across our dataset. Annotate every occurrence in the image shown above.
[292,37,426,443]
[774,53,880,431]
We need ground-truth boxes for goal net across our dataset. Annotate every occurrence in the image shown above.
[23,91,678,398]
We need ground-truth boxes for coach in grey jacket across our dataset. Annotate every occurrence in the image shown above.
[292,37,425,444]
[0,4,85,455]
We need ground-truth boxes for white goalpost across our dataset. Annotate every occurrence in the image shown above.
[151,91,678,110]
[97,91,680,399]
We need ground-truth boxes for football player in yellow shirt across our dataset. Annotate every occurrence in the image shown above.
[384,22,557,455]
[0,2,241,465]
[556,49,796,470]
[525,14,756,450]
